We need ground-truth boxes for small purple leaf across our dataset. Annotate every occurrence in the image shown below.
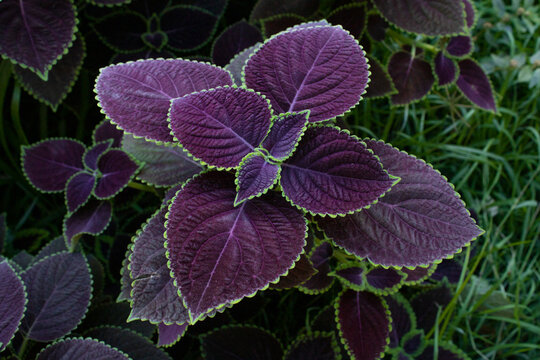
[95,59,233,143]
[411,284,452,332]
[270,253,316,290]
[300,242,334,294]
[166,171,306,323]
[92,11,147,52]
[84,141,113,170]
[245,25,369,123]
[262,111,309,161]
[284,332,339,360]
[261,14,307,38]
[212,20,263,67]
[389,51,435,105]
[402,266,436,284]
[36,338,129,360]
[22,139,85,192]
[456,59,497,111]
[11,251,34,271]
[235,152,280,205]
[64,200,112,246]
[93,120,123,148]
[365,267,405,294]
[0,261,26,352]
[66,172,96,213]
[95,149,139,199]
[281,126,397,215]
[385,295,415,348]
[446,36,472,57]
[364,56,396,98]
[169,87,272,169]
[20,252,92,341]
[327,3,367,38]
[417,341,469,360]
[434,52,457,86]
[224,43,262,86]
[336,290,390,360]
[334,266,364,289]
[463,0,476,28]
[32,237,68,265]
[158,323,188,347]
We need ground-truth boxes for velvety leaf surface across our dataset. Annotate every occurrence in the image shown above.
[235,152,280,205]
[300,242,333,293]
[0,0,76,78]
[14,36,85,111]
[22,139,85,192]
[166,171,306,322]
[434,52,457,86]
[84,142,113,170]
[66,172,96,213]
[337,290,390,360]
[456,59,496,111]
[365,267,405,292]
[334,266,364,288]
[285,333,338,360]
[32,237,68,265]
[95,149,139,199]
[224,43,261,86]
[446,36,472,57]
[158,323,188,347]
[96,59,233,142]
[270,253,316,290]
[319,140,482,267]
[64,200,112,245]
[212,20,263,67]
[93,120,123,148]
[327,3,367,38]
[36,338,130,360]
[373,0,465,36]
[281,127,395,215]
[201,325,283,360]
[261,14,307,38]
[411,284,452,332]
[261,112,309,161]
[250,0,318,21]
[169,87,272,168]
[463,0,475,28]
[364,57,396,98]
[0,261,26,352]
[161,6,220,51]
[20,252,91,341]
[244,25,369,123]
[386,295,415,348]
[389,52,435,105]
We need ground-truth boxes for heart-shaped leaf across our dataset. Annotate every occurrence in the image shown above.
[64,200,112,246]
[434,52,457,86]
[284,332,340,360]
[65,171,96,213]
[270,252,316,290]
[224,43,262,86]
[169,87,272,169]
[84,141,113,170]
[212,20,263,67]
[158,323,188,347]
[95,59,233,143]
[93,120,124,148]
[235,152,281,205]
[0,261,26,352]
[388,51,435,105]
[456,59,496,111]
[92,11,147,52]
[365,267,406,294]
[300,242,334,294]
[166,171,306,323]
[280,126,397,215]
[94,149,139,199]
[36,338,129,360]
[363,56,396,98]
[244,25,369,123]
[20,252,92,341]
[141,31,168,51]
[261,111,309,161]
[446,36,472,57]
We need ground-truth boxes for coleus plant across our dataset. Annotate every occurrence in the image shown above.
[94,22,483,359]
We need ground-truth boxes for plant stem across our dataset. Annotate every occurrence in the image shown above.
[0,61,17,169]
[387,29,439,53]
[128,181,159,196]
[18,336,29,358]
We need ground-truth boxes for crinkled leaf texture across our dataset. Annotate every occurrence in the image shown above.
[0,0,76,79]
[165,171,306,323]
[158,323,188,347]
[95,59,233,143]
[20,252,92,341]
[280,126,397,215]
[94,149,139,199]
[169,87,272,169]
[235,152,280,205]
[0,261,26,352]
[244,25,369,123]
[389,51,434,105]
[212,20,263,67]
[64,200,112,245]
[66,172,96,213]
[36,338,129,360]
[456,59,496,111]
[285,332,339,360]
[434,52,457,86]
[373,0,465,36]
[318,140,482,267]
[261,111,309,161]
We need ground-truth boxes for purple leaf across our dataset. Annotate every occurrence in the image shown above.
[334,266,364,288]
[22,139,85,192]
[431,259,462,283]
[318,140,483,267]
[212,20,263,67]
[367,15,388,41]
[261,14,307,38]
[32,237,68,265]
[0,261,26,352]
[250,0,318,22]
[417,341,469,360]
[402,265,436,284]
[20,252,92,341]
[300,242,334,293]
[201,325,283,360]
[95,149,139,199]
[81,302,155,338]
[456,59,497,111]
[463,0,475,28]
[166,171,306,323]
[262,111,309,161]
[385,295,415,348]
[365,267,405,293]
[411,284,452,332]
[224,43,262,86]
[84,141,113,170]
[270,253,316,290]
[284,332,339,360]
[36,338,130,360]
[64,200,112,246]
[327,3,367,38]
[13,35,85,111]
[141,31,167,51]
[244,25,369,123]
[389,51,435,105]
[337,290,390,360]
[11,251,34,271]
[0,0,76,79]
[118,246,133,303]
[95,59,233,143]
[446,36,472,57]
[281,126,397,215]
[364,56,396,98]
[434,52,457,86]
[169,87,272,169]
[373,0,465,36]
[92,11,147,52]
[66,172,96,213]
[235,152,280,205]
[93,120,124,148]
[158,323,188,347]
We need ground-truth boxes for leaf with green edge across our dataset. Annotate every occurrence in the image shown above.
[0,0,77,80]
[261,111,309,161]
[118,246,133,303]
[0,261,26,352]
[165,171,307,323]
[84,141,113,170]
[284,332,339,360]
[66,171,96,213]
[416,341,470,360]
[168,87,272,169]
[364,56,396,98]
[92,11,147,52]
[95,59,233,143]
[411,283,452,333]
[446,36,472,57]
[14,35,85,111]
[11,251,34,271]
[244,25,369,123]
[94,149,139,199]
[93,120,123,148]
[367,14,388,41]
[388,51,434,105]
[36,338,130,360]
[20,252,92,341]
[401,330,425,356]
[158,323,188,347]
[87,254,105,299]
[434,52,457,86]
[327,3,367,38]
[365,267,406,294]
[260,14,307,38]
[64,200,112,246]
[401,265,437,284]
[318,140,483,267]
[31,237,68,265]
[430,259,462,284]
[462,0,475,28]
[456,59,497,111]
[299,242,334,294]
[212,20,263,67]
[372,0,465,36]
[385,294,416,349]
[224,43,261,86]
[122,133,202,187]
[333,265,364,289]
[235,152,281,206]
[270,252,316,290]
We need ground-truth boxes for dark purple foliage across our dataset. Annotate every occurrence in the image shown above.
[235,152,280,205]
[327,3,367,38]
[94,149,139,199]
[31,237,68,265]
[385,295,415,348]
[84,141,113,170]
[0,261,26,352]
[160,6,219,51]
[224,44,261,86]
[334,266,364,288]
[456,59,497,111]
[431,259,463,283]
[158,323,188,347]
[434,52,457,86]
[250,0,318,22]
[11,251,34,271]
[364,57,396,98]
[64,200,112,245]
[93,120,123,148]
[411,284,453,332]
[388,51,435,105]
[367,14,388,41]
[66,172,96,213]
[365,267,405,292]
[93,11,147,52]
[261,14,307,38]
[212,20,263,67]
[463,0,476,28]
[300,242,334,293]
[284,333,338,360]
[402,266,435,283]
[261,112,309,161]
[36,338,129,360]
[446,36,472,57]
[270,253,316,290]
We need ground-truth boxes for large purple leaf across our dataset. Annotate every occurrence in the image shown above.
[65,172,96,213]
[280,126,397,215]
[122,133,202,187]
[456,59,497,111]
[372,0,465,36]
[36,338,130,360]
[64,200,112,246]
[336,290,390,360]
[168,87,272,169]
[92,11,147,52]
[20,252,91,341]
[261,111,309,161]
[0,261,26,352]
[22,139,85,192]
[318,140,483,267]
[365,267,406,294]
[95,59,233,143]
[84,141,113,170]
[388,51,435,105]
[364,56,396,98]
[235,152,281,205]
[158,323,188,347]
[0,0,77,79]
[244,25,369,123]
[284,332,339,360]
[165,171,307,323]
[269,253,316,290]
[224,43,262,86]
[94,149,139,199]
[411,284,452,332]
[14,35,85,111]
[212,20,263,67]
[300,242,334,294]
[93,120,124,148]
[434,52,457,86]
[446,36,472,57]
